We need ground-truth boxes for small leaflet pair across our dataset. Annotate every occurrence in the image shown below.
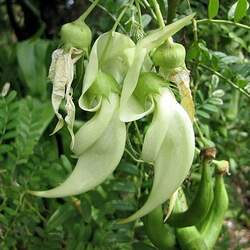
[31,14,195,223]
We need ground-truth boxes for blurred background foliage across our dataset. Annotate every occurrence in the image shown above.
[0,0,249,249]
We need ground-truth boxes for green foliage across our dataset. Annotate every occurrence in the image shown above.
[208,0,220,19]
[16,39,51,99]
[234,0,249,22]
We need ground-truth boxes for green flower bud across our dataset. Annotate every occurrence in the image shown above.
[60,17,92,51]
[134,72,167,103]
[152,41,186,70]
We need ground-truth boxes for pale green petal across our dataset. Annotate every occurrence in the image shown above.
[164,188,179,222]
[79,32,135,111]
[119,88,195,223]
[138,14,195,51]
[119,48,151,122]
[72,94,118,156]
[80,95,102,112]
[142,90,176,162]
[30,94,126,198]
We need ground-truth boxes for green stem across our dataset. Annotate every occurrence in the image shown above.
[81,0,100,20]
[167,0,180,24]
[151,0,165,28]
[125,148,145,164]
[135,0,142,26]
[112,0,134,32]
[90,1,126,32]
[197,19,250,31]
[133,121,143,146]
[141,0,157,21]
[194,120,207,143]
[198,63,250,98]
[192,18,198,41]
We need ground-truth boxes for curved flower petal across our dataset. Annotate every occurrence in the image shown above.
[119,48,153,122]
[30,93,126,198]
[138,14,195,50]
[119,88,195,223]
[79,32,135,111]
[72,94,118,156]
[142,90,176,162]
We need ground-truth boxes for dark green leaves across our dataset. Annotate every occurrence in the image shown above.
[228,0,249,21]
[208,0,220,19]
[16,39,51,99]
[234,0,249,22]
[14,97,54,164]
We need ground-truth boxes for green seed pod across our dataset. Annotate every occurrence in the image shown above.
[143,206,176,250]
[174,189,208,250]
[60,17,92,51]
[152,41,186,70]
[167,160,214,228]
[197,166,229,250]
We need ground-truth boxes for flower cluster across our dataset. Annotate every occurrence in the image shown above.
[31,13,196,223]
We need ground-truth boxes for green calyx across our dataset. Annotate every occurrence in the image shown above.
[134,72,167,103]
[87,71,120,98]
[152,40,186,71]
[60,17,92,51]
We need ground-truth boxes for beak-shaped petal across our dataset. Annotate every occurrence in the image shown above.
[119,88,195,223]
[30,93,126,198]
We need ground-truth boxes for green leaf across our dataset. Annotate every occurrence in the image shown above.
[109,180,137,193]
[234,0,248,22]
[203,103,219,113]
[46,204,75,232]
[117,162,139,175]
[228,1,249,20]
[16,39,50,98]
[208,0,220,19]
[14,98,54,164]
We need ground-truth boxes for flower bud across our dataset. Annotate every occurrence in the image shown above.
[152,41,186,70]
[60,17,92,51]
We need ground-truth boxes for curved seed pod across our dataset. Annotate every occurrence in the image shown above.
[175,189,208,250]
[198,161,229,250]
[119,14,195,122]
[142,206,176,250]
[30,93,126,198]
[167,160,213,227]
[119,88,195,223]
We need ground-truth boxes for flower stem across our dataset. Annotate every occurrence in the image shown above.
[81,0,101,20]
[198,63,250,98]
[197,19,250,31]
[151,0,165,28]
[167,0,180,24]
